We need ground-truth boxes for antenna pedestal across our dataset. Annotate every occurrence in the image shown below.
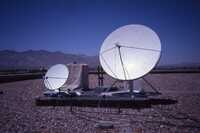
[124,80,134,98]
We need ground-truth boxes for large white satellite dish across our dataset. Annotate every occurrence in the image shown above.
[99,24,161,80]
[44,64,69,91]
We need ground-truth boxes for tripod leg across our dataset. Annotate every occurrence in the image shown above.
[142,77,161,95]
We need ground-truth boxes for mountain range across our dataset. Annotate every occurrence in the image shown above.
[0,50,99,69]
[0,50,199,70]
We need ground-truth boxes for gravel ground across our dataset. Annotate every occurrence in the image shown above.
[0,74,200,133]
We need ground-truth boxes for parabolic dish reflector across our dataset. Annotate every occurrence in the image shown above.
[99,24,161,80]
[44,64,69,90]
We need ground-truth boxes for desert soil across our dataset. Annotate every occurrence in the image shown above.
[0,73,200,133]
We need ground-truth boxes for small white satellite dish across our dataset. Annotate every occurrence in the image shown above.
[99,24,161,80]
[44,64,69,91]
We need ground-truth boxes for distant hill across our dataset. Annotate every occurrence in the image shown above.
[0,50,200,70]
[157,62,200,69]
[0,50,99,69]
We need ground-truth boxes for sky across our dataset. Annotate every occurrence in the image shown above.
[0,0,200,65]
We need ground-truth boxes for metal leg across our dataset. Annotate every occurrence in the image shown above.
[142,77,161,95]
[118,107,121,114]
[70,105,73,113]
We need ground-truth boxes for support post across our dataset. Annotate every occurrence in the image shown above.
[118,107,121,114]
[97,65,104,87]
[129,80,133,94]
